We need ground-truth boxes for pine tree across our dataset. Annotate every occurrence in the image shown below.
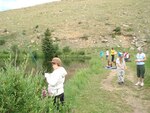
[42,28,57,72]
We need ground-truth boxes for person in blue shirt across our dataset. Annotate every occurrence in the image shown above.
[100,50,104,59]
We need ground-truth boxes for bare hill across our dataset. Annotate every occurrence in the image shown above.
[0,0,150,50]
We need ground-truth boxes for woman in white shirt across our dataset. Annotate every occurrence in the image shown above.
[45,57,67,109]
[116,52,127,85]
[135,47,146,86]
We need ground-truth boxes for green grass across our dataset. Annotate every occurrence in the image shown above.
[145,56,150,87]
[65,55,132,113]
[0,62,55,113]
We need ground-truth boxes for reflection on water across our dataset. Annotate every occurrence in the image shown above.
[0,56,91,77]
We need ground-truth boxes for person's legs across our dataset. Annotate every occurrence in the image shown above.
[118,70,122,84]
[135,65,141,85]
[140,65,145,86]
[121,70,125,83]
[53,93,64,110]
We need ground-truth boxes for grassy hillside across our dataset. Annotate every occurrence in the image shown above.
[0,0,150,50]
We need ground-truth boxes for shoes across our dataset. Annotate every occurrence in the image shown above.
[118,82,124,85]
[140,82,144,86]
[135,82,140,86]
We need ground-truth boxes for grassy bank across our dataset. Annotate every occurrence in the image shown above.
[65,55,132,113]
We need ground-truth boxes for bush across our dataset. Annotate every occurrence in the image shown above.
[63,46,71,53]
[113,27,121,35]
[0,63,54,113]
[2,50,9,54]
[42,28,59,72]
[80,35,89,40]
[0,39,6,45]
[77,51,85,55]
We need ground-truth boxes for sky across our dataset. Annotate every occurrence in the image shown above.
[0,0,61,11]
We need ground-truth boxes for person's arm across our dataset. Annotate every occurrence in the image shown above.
[45,71,60,86]
[124,60,127,70]
[135,54,146,62]
[141,54,146,62]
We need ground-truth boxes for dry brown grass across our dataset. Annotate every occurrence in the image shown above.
[0,0,150,49]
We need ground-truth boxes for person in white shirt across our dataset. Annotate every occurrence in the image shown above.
[106,49,109,60]
[135,47,146,86]
[45,57,67,108]
[116,52,127,85]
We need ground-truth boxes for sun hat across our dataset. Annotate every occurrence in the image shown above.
[50,57,62,66]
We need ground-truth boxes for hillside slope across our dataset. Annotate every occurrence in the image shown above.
[0,0,150,50]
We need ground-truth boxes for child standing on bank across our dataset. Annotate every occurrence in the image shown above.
[116,52,127,85]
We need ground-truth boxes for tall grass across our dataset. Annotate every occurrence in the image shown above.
[64,56,104,108]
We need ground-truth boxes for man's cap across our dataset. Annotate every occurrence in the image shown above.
[50,57,62,66]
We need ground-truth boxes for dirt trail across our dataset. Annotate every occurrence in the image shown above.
[101,69,150,113]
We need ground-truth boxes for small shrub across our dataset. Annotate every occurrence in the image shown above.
[0,63,55,113]
[63,58,72,66]
[112,33,116,38]
[22,30,26,35]
[113,27,121,35]
[3,50,9,54]
[32,50,38,61]
[77,51,85,55]
[0,39,6,45]
[35,25,39,29]
[80,35,89,40]
[11,45,20,54]
[126,28,133,32]
[63,46,71,53]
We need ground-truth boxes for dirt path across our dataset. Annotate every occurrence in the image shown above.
[101,69,150,113]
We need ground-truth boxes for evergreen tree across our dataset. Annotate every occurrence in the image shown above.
[42,28,57,72]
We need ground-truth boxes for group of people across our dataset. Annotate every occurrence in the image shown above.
[42,47,146,110]
[101,47,146,86]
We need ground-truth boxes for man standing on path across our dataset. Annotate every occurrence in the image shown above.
[135,47,146,87]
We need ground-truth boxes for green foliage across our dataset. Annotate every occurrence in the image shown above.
[0,63,55,113]
[126,28,133,32]
[77,50,85,55]
[32,50,38,61]
[63,46,71,53]
[80,35,89,40]
[113,27,121,35]
[42,28,59,72]
[2,50,9,54]
[145,57,150,86]
[0,39,6,45]
[65,57,103,107]
[35,25,39,29]
[22,30,26,35]
[10,45,21,67]
[11,45,20,54]
[112,33,116,38]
